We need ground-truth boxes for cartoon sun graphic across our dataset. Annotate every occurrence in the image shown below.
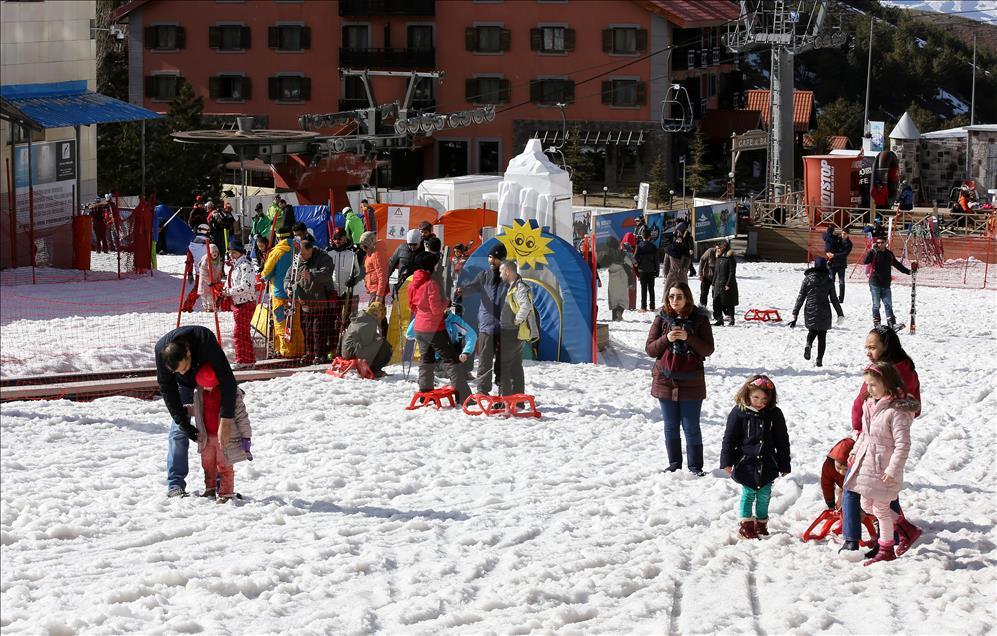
[497,219,554,269]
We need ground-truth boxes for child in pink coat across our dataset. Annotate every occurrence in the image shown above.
[843,361,919,565]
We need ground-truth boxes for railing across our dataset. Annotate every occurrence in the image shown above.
[339,0,435,16]
[339,47,435,69]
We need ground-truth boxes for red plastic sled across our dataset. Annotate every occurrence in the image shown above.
[406,386,457,410]
[744,308,782,322]
[462,393,542,418]
[802,509,878,547]
[325,356,375,380]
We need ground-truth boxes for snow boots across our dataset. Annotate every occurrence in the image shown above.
[895,515,923,556]
[755,519,769,536]
[739,519,758,540]
[665,438,682,472]
[838,540,860,553]
[864,542,897,566]
[803,345,812,360]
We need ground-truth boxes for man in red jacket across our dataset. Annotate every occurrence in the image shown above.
[408,251,471,404]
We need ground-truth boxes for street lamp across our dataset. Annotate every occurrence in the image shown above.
[679,156,687,205]
[582,189,587,206]
[603,185,608,207]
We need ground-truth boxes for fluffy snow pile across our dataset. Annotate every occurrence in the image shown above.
[1,261,995,634]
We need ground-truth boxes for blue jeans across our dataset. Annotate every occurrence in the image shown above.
[842,489,902,541]
[868,284,894,322]
[658,399,703,445]
[167,421,190,491]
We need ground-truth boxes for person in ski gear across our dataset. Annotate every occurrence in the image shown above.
[634,229,660,312]
[252,236,270,274]
[291,221,313,243]
[89,197,110,253]
[284,236,336,364]
[839,326,923,555]
[359,199,377,233]
[386,229,423,296]
[499,260,538,396]
[720,375,791,540]
[197,243,225,312]
[358,231,388,304]
[645,282,715,475]
[192,362,252,503]
[822,225,853,302]
[662,222,694,293]
[605,238,635,321]
[343,206,365,245]
[863,236,910,328]
[711,239,739,326]
[897,181,914,211]
[224,240,258,365]
[261,226,300,357]
[188,197,207,230]
[863,217,886,240]
[406,305,477,379]
[208,202,235,253]
[182,224,212,311]
[820,438,854,511]
[457,243,510,396]
[697,241,718,308]
[155,325,237,498]
[342,301,392,377]
[789,256,844,367]
[281,202,297,229]
[409,252,472,403]
[328,228,361,356]
[844,361,918,566]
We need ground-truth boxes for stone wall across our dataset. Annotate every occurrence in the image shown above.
[968,130,997,193]
[917,138,965,205]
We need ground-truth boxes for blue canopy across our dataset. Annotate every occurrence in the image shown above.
[294,205,332,248]
[0,81,163,129]
[155,204,193,255]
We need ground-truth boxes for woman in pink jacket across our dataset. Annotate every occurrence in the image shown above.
[844,361,919,566]
[408,252,471,404]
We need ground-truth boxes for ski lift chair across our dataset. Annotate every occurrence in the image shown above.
[660,84,694,133]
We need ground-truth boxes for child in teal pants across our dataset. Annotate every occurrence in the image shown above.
[720,374,792,540]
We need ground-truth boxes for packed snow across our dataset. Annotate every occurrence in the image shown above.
[880,0,997,24]
[1,260,995,634]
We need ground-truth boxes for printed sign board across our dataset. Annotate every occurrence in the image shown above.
[13,139,77,230]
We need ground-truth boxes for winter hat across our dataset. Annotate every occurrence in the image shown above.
[414,251,438,272]
[676,221,688,233]
[359,231,377,250]
[425,236,442,254]
[366,301,386,320]
[342,206,353,215]
[406,228,422,245]
[332,228,349,241]
[195,363,219,390]
[196,223,210,234]
[488,243,507,260]
[228,238,246,253]
[814,256,828,270]
[276,226,292,238]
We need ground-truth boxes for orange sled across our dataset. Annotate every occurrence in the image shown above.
[326,356,375,380]
[462,393,542,418]
[802,509,878,547]
[744,308,782,322]
[406,386,457,410]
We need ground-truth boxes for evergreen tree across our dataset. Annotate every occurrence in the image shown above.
[647,156,669,207]
[157,82,221,204]
[685,128,707,195]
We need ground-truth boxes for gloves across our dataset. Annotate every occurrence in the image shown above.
[345,276,358,288]
[826,500,836,511]
[836,315,845,325]
[179,421,198,441]
[241,438,253,461]
[788,316,797,329]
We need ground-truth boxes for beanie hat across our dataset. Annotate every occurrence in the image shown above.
[406,228,421,244]
[676,221,688,233]
[488,243,507,260]
[814,256,828,270]
[414,251,438,272]
[195,363,219,390]
[196,223,210,234]
[425,236,442,253]
[228,239,246,253]
[276,226,292,238]
[359,231,377,250]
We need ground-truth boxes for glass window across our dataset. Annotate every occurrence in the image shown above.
[279,25,302,51]
[439,140,469,177]
[342,25,369,49]
[344,76,365,100]
[477,26,502,53]
[408,25,433,51]
[278,76,303,101]
[219,25,243,51]
[612,28,636,54]
[218,75,246,100]
[412,77,434,102]
[477,77,502,104]
[611,79,637,107]
[542,26,564,52]
[154,26,177,50]
[478,141,500,174]
[153,75,180,100]
[541,79,566,103]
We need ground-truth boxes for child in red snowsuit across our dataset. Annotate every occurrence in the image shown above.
[193,363,253,502]
[820,437,854,510]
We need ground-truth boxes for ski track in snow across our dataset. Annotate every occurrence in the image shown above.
[1,261,995,634]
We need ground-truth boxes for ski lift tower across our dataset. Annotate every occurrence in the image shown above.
[726,0,845,200]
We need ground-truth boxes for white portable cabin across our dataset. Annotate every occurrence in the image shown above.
[417,175,504,215]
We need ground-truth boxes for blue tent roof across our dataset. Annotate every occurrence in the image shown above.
[0,81,163,129]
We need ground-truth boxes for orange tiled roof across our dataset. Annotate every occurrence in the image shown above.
[742,89,815,133]
[638,0,741,29]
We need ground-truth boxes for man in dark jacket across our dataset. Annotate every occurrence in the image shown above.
[341,301,392,376]
[386,228,423,296]
[155,325,237,497]
[457,242,510,395]
[863,236,910,328]
[285,237,336,364]
[822,224,853,302]
[634,229,660,311]
[711,240,739,326]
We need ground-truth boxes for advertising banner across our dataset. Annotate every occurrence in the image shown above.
[692,202,737,242]
[571,210,591,249]
[13,139,77,230]
[869,121,885,153]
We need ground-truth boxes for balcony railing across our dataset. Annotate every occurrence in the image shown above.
[339,0,435,17]
[339,47,435,69]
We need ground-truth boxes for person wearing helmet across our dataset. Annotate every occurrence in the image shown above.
[343,206,365,244]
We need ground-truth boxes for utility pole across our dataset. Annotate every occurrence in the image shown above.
[863,17,874,139]
[970,34,977,126]
[726,0,845,200]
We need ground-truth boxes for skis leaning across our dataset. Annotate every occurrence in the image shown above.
[284,249,302,343]
[909,261,918,334]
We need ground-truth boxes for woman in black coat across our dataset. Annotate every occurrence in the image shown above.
[711,239,739,326]
[789,257,844,367]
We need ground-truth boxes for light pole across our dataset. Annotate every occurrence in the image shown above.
[582,189,587,206]
[679,155,687,206]
[669,189,675,209]
[602,185,608,207]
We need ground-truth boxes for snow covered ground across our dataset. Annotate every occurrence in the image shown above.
[1,261,995,634]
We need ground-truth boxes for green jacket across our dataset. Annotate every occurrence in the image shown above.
[344,211,365,245]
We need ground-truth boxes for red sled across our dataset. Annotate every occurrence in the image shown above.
[406,386,457,410]
[462,393,542,418]
[325,356,375,380]
[744,308,782,322]
[802,509,878,547]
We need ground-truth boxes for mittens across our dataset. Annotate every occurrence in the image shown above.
[241,438,253,461]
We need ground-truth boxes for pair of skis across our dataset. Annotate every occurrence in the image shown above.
[284,249,302,343]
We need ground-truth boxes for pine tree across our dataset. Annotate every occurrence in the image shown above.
[158,82,221,204]
[685,127,707,195]
[647,156,669,207]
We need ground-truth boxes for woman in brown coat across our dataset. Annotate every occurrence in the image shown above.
[646,281,715,475]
